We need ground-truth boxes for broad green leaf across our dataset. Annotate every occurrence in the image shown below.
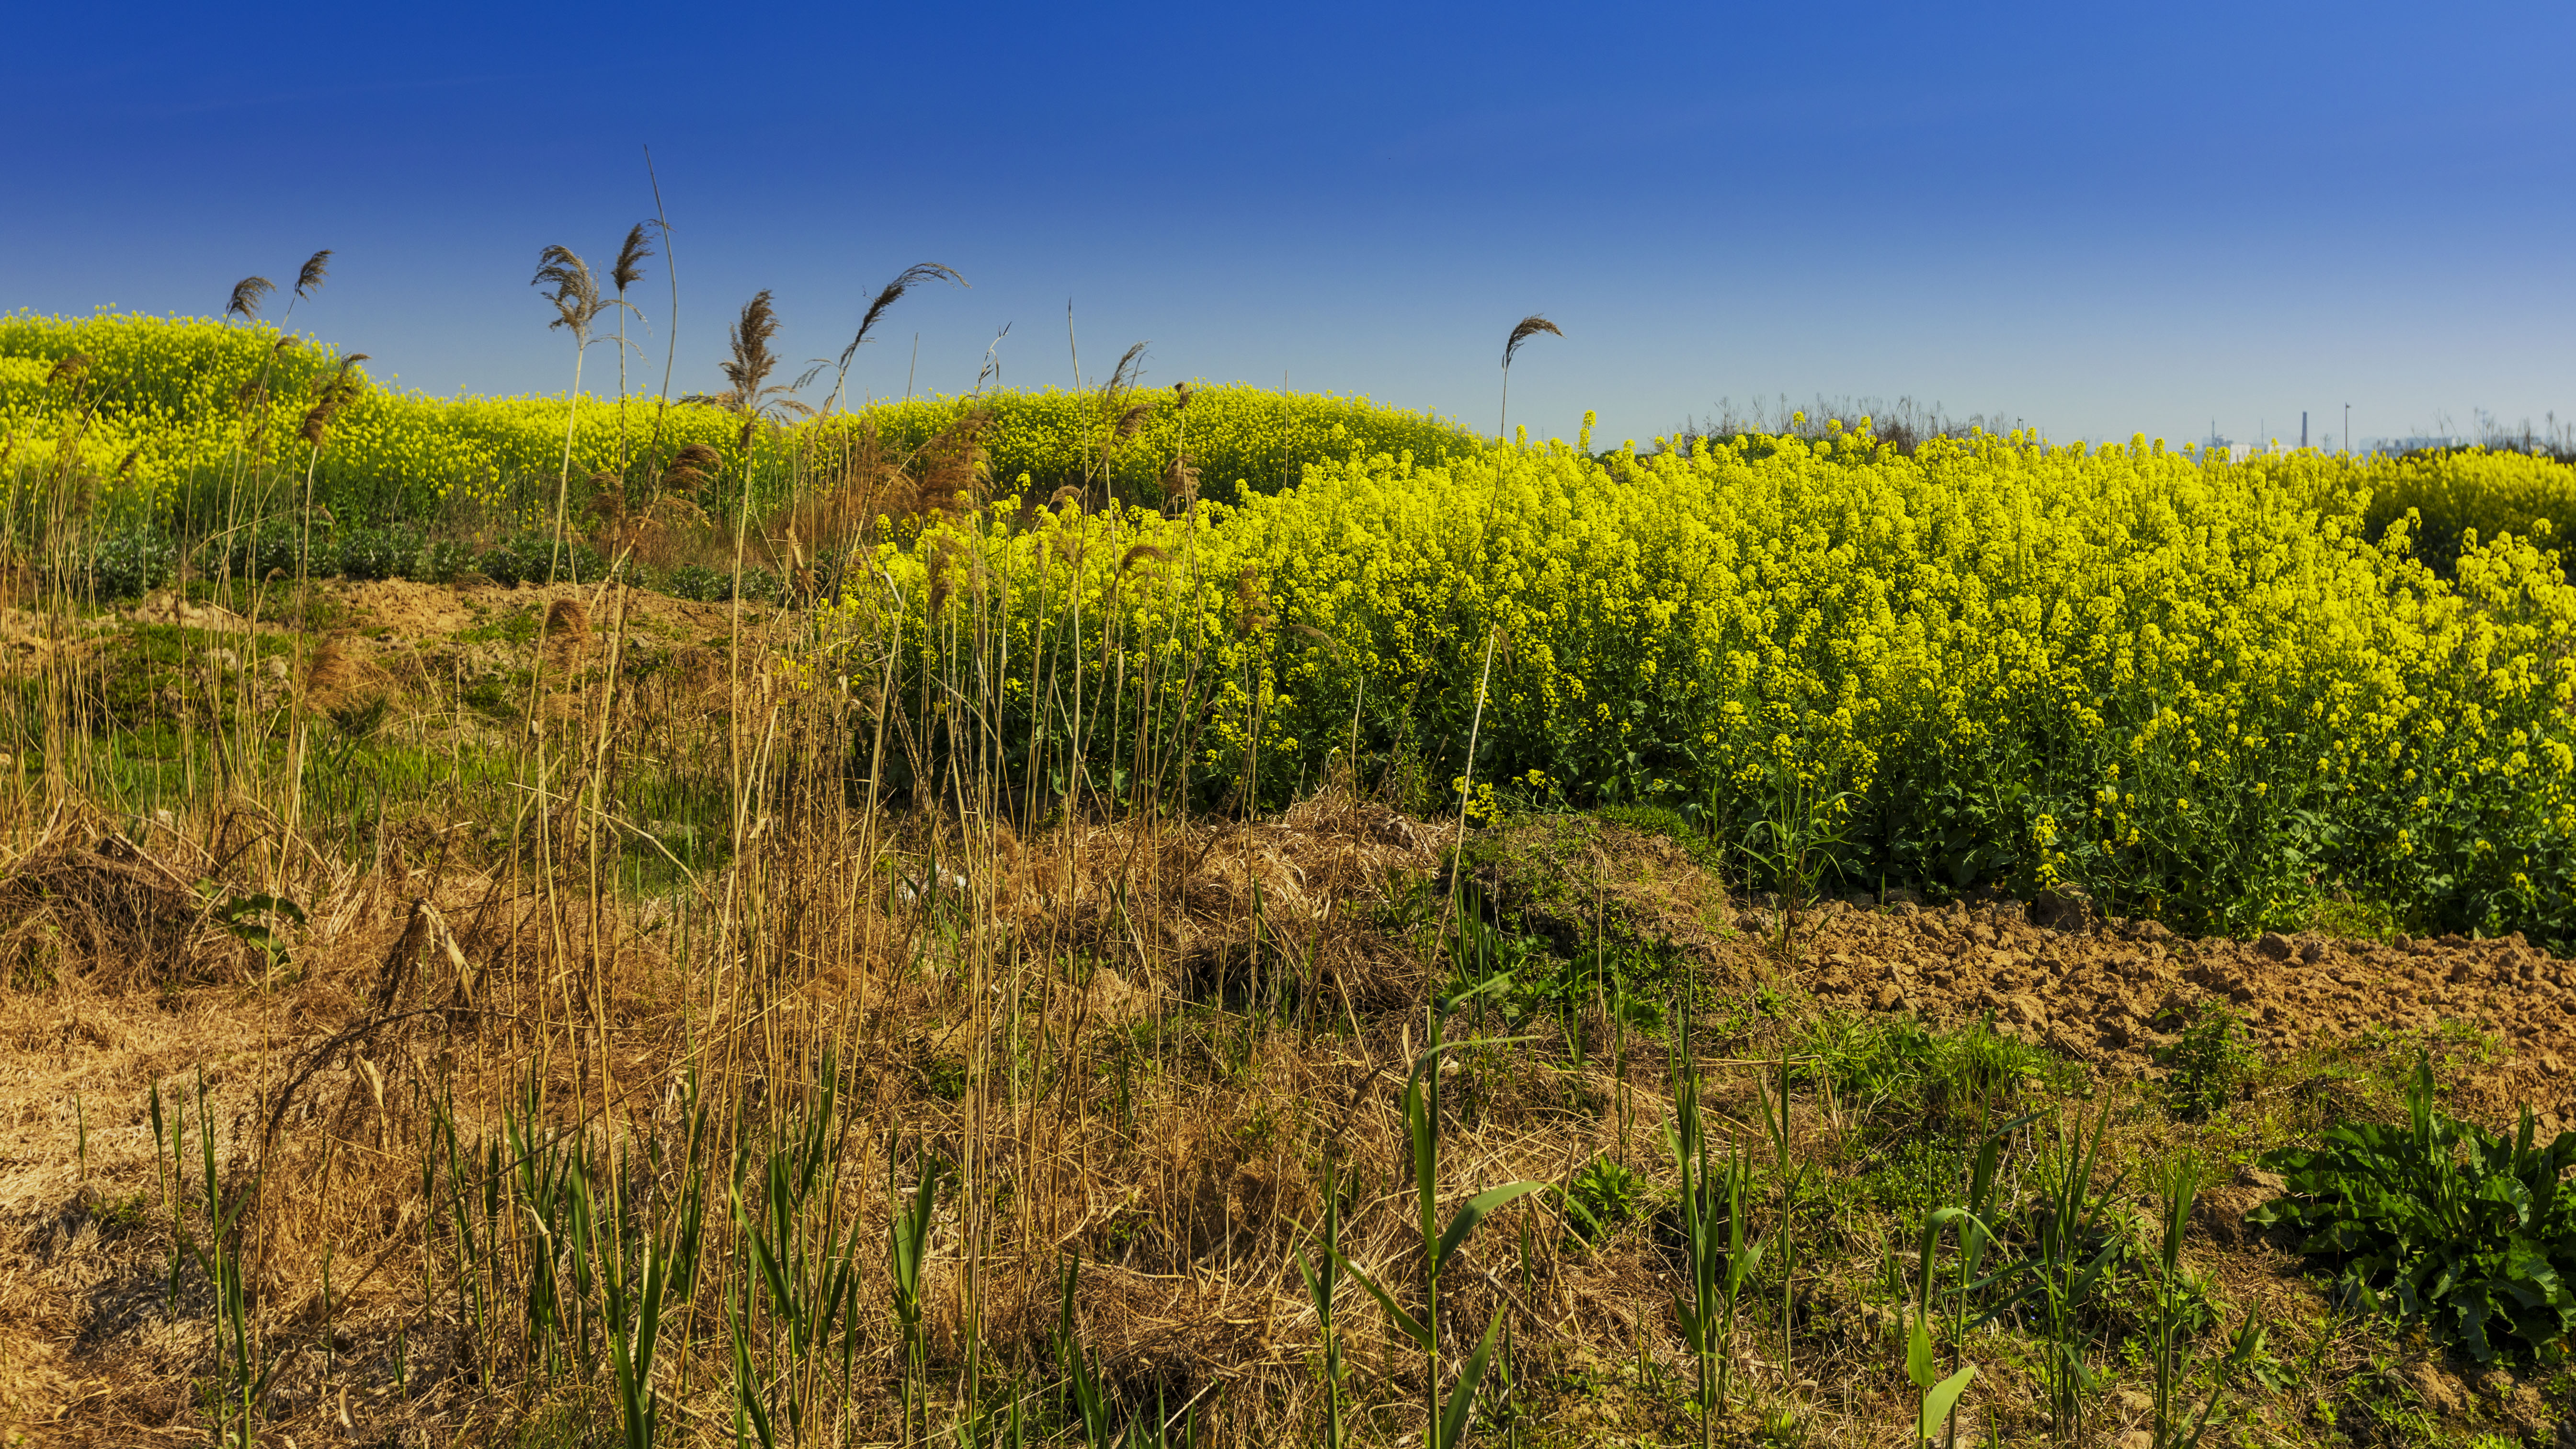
[1328,1247,1428,1350]
[1436,1307,1508,1449]
[1917,1363,1975,1445]
[1434,1181,1550,1275]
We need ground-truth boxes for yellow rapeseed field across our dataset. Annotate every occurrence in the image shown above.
[0,312,1476,530]
[10,312,2573,945]
[849,420,2576,947]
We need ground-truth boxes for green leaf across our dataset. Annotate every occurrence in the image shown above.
[1436,1307,1508,1449]
[1905,1307,1936,1391]
[1434,1181,1550,1276]
[1328,1247,1429,1350]
[1917,1364,1975,1445]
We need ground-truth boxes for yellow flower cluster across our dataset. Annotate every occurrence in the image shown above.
[846,424,2576,944]
[0,313,1475,530]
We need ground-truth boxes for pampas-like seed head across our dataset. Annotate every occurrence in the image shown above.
[1113,400,1156,443]
[296,398,339,447]
[1118,544,1168,571]
[543,598,590,641]
[44,354,92,391]
[611,224,653,295]
[1502,314,1562,369]
[301,638,356,698]
[587,474,625,522]
[838,263,966,373]
[1104,342,1148,396]
[722,291,780,409]
[666,443,723,494]
[296,355,368,446]
[294,250,332,299]
[532,245,605,340]
[1231,568,1271,637]
[227,276,275,320]
[923,540,955,619]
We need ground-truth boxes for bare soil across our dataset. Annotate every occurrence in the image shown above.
[1474,815,2568,1130]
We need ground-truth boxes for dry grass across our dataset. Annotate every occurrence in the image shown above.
[0,545,2557,1449]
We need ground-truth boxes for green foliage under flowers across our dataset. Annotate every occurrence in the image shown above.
[1440,881,1670,1034]
[2249,1061,2576,1362]
[1794,1012,2063,1137]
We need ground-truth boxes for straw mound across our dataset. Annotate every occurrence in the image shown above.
[997,789,1442,1013]
[0,828,217,989]
[1471,814,1737,966]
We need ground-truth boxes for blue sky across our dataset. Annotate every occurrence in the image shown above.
[10,0,2575,449]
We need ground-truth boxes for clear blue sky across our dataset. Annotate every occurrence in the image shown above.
[11,1,2574,450]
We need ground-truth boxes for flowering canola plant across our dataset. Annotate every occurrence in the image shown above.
[0,313,1475,530]
[845,421,2576,947]
[14,313,2575,946]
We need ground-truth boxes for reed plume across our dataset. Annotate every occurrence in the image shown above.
[299,636,356,699]
[1502,314,1561,369]
[543,597,590,641]
[295,394,340,448]
[533,246,606,339]
[833,263,966,405]
[534,245,612,584]
[1088,342,1151,505]
[610,222,655,471]
[611,225,654,297]
[1104,341,1148,395]
[973,321,1011,394]
[44,354,92,392]
[666,443,722,496]
[1160,452,1199,510]
[293,251,332,300]
[226,277,274,321]
[294,354,370,447]
[722,291,781,412]
[1231,567,1272,637]
[1499,313,1561,445]
[911,405,992,517]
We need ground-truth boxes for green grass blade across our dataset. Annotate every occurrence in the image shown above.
[1327,1246,1429,1350]
[1918,1363,1975,1445]
[1433,1181,1549,1276]
[1435,1306,1508,1449]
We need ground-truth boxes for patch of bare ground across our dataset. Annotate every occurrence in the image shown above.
[1785,896,2567,1128]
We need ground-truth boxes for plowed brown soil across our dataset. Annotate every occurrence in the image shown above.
[1795,900,2570,1124]
[1476,813,2570,1131]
